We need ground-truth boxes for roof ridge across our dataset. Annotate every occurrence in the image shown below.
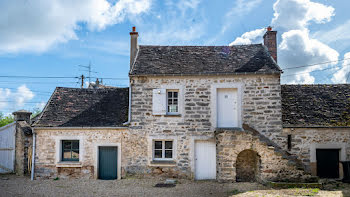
[138,44,263,47]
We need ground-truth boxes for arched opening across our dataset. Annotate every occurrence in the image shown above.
[236,149,261,182]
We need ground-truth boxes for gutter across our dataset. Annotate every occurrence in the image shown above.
[31,128,36,180]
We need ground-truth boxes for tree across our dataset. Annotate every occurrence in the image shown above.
[0,112,14,127]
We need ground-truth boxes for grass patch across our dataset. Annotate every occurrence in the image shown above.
[293,188,319,196]
[228,189,241,195]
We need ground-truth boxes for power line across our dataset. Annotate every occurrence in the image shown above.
[0,75,79,79]
[282,63,350,77]
[282,57,350,71]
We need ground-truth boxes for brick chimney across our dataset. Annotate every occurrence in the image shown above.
[13,110,32,124]
[263,26,277,62]
[130,26,139,69]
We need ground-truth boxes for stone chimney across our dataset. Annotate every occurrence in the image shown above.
[130,26,139,69]
[13,110,32,124]
[263,26,277,62]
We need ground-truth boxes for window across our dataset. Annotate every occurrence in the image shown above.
[153,140,173,160]
[62,140,79,161]
[287,135,292,151]
[167,90,178,114]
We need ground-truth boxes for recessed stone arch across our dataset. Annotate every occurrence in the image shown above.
[236,149,261,182]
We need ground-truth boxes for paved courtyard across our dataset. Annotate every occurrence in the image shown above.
[1,174,350,197]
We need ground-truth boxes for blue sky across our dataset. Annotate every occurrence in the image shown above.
[0,0,350,114]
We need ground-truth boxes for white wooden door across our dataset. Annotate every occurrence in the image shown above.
[217,88,238,127]
[0,123,16,173]
[195,141,216,180]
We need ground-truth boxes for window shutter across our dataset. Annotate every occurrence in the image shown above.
[152,89,166,115]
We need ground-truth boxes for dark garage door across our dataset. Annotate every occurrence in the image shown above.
[316,149,339,178]
[99,146,118,180]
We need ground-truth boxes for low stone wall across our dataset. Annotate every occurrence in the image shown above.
[283,127,350,176]
[216,128,312,183]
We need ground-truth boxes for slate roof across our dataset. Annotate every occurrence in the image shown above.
[34,87,129,127]
[282,84,350,127]
[130,44,281,76]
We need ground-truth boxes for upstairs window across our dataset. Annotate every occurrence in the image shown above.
[153,140,173,160]
[62,140,79,161]
[152,89,180,115]
[167,90,178,114]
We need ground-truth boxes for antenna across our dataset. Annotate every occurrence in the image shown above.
[78,62,98,85]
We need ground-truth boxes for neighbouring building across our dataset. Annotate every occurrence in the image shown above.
[0,110,33,175]
[27,27,350,182]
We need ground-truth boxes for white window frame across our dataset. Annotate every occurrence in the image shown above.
[153,140,174,161]
[166,89,179,115]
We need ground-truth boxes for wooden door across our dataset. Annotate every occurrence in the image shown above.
[98,147,118,180]
[195,141,216,180]
[217,88,238,127]
[316,149,339,178]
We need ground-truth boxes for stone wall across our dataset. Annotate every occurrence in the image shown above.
[128,74,283,178]
[34,128,127,179]
[216,128,312,183]
[15,122,33,176]
[283,127,350,176]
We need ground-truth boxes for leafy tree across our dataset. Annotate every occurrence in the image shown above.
[0,112,14,127]
[31,108,42,119]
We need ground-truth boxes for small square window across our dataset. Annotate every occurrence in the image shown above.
[153,140,174,160]
[62,140,79,161]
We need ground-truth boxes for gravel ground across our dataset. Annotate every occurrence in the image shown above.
[1,174,350,197]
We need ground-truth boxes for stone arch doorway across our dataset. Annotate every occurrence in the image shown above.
[236,149,261,182]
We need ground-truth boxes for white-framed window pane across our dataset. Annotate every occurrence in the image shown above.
[154,150,162,158]
[167,90,179,113]
[165,150,173,158]
[165,141,173,149]
[154,141,162,149]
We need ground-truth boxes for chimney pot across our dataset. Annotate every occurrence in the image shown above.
[132,26,136,32]
[13,110,32,124]
[267,26,272,31]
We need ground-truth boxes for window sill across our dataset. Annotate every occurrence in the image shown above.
[164,114,181,117]
[150,160,176,166]
[56,162,82,168]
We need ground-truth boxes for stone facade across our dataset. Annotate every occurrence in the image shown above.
[127,74,286,179]
[216,128,312,182]
[283,127,350,177]
[34,128,127,179]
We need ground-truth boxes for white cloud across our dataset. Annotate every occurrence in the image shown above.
[35,102,46,111]
[15,85,35,107]
[0,85,35,111]
[271,0,334,30]
[0,88,11,110]
[138,0,206,45]
[229,28,265,45]
[229,0,339,84]
[332,52,350,83]
[0,0,151,54]
[222,0,262,33]
[313,20,350,45]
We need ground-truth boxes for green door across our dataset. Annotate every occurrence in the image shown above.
[98,146,118,180]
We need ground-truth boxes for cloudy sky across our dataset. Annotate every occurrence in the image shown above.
[0,0,349,114]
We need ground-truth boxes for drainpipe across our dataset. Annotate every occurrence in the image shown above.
[123,85,132,125]
[31,128,36,180]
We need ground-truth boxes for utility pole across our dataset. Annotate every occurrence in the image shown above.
[81,74,85,88]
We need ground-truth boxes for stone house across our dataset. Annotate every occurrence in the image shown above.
[29,27,350,182]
